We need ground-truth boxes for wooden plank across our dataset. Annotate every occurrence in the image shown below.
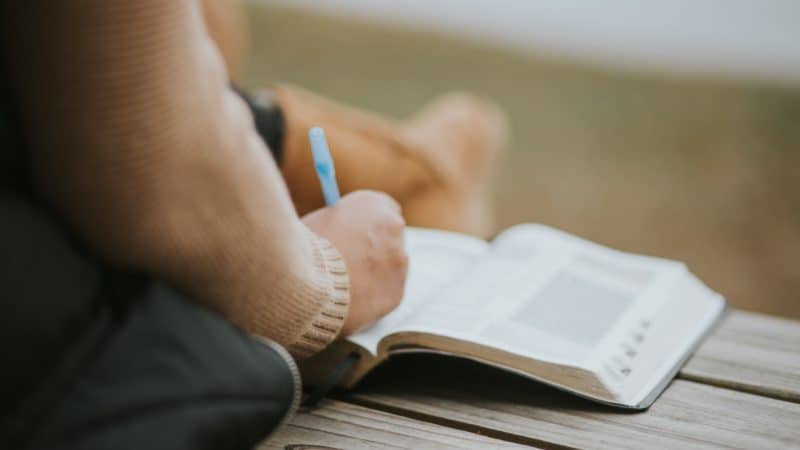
[344,354,800,449]
[680,310,800,402]
[259,399,532,450]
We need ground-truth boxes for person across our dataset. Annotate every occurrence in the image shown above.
[201,0,507,238]
[0,1,507,449]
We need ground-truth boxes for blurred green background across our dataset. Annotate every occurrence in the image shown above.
[241,5,800,318]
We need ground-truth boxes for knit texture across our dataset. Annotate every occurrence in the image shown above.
[289,232,350,358]
[1,1,348,357]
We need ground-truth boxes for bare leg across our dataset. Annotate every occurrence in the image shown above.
[199,3,509,237]
[274,84,508,237]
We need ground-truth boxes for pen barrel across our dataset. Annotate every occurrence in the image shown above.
[309,127,341,205]
[320,173,341,205]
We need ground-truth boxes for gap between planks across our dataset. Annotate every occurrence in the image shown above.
[340,373,800,449]
[679,310,800,403]
[330,309,800,449]
[260,399,535,449]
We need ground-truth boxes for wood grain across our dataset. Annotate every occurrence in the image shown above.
[259,399,531,450]
[345,354,800,449]
[681,310,800,402]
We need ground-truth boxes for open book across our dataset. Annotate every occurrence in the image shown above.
[301,224,726,409]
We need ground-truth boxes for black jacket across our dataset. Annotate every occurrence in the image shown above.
[1,73,298,450]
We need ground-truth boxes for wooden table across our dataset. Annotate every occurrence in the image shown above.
[263,310,800,449]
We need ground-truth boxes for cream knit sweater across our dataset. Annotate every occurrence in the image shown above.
[2,1,348,358]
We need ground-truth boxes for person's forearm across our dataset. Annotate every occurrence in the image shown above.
[201,0,248,79]
[3,1,347,357]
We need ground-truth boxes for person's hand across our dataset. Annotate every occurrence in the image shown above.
[302,190,408,336]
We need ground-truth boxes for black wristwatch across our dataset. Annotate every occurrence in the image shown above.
[232,84,286,165]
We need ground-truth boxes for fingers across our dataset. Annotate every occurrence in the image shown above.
[303,188,409,336]
[385,194,402,214]
[341,190,402,214]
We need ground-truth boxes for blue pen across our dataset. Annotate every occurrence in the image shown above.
[309,127,341,205]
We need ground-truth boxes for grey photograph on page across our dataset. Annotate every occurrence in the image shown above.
[514,271,633,346]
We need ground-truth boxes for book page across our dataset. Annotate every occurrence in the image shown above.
[346,227,489,354]
[390,224,686,367]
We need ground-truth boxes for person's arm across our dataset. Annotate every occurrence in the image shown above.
[1,1,397,357]
[201,0,249,79]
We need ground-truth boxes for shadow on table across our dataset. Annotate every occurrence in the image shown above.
[346,353,642,415]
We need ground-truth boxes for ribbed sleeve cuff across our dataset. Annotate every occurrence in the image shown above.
[287,232,350,359]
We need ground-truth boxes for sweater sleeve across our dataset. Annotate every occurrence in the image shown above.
[1,1,348,357]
